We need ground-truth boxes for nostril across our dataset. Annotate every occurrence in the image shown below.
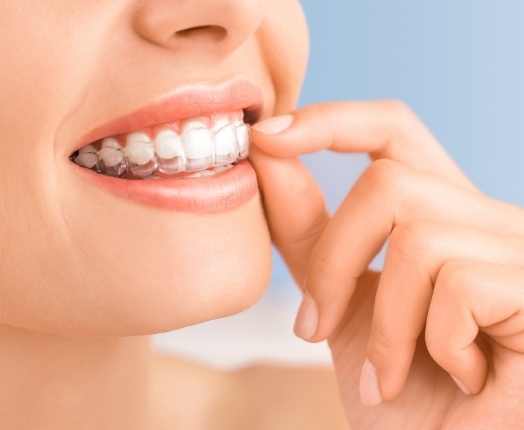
[175,25,227,43]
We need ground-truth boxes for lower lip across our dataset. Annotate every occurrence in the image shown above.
[73,160,258,213]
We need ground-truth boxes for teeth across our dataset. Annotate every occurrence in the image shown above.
[236,123,250,159]
[155,129,186,174]
[187,164,233,178]
[126,141,155,166]
[211,117,230,132]
[183,128,214,171]
[214,124,239,166]
[182,118,208,134]
[74,144,99,169]
[71,119,250,179]
[175,164,233,179]
[125,133,154,164]
[98,138,127,177]
[124,133,158,178]
[99,138,123,166]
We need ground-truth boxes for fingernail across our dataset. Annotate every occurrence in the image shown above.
[450,374,471,395]
[360,358,382,405]
[294,292,318,340]
[252,115,293,135]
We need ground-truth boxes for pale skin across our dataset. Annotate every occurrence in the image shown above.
[251,102,524,428]
[0,0,347,429]
[1,1,523,429]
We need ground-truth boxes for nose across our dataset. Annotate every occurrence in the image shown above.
[132,0,264,57]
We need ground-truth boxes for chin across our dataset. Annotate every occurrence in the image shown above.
[5,193,272,338]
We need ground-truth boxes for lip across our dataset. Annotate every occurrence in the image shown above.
[72,160,258,213]
[70,79,263,213]
[74,79,263,151]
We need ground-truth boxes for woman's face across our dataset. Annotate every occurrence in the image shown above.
[0,0,308,336]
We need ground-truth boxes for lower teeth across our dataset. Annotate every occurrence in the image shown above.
[70,150,238,180]
[142,164,233,180]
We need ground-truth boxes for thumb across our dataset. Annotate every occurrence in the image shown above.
[249,146,329,290]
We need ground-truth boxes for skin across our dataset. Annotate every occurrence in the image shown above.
[252,102,524,428]
[3,0,522,428]
[0,0,293,336]
[0,0,348,429]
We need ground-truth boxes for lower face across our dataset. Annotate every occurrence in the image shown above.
[0,0,308,336]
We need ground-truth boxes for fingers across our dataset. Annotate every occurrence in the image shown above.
[249,147,330,288]
[251,101,524,409]
[252,100,476,192]
[426,261,524,395]
[364,224,524,402]
[299,160,523,344]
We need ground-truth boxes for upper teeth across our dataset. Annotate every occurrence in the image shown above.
[71,112,250,179]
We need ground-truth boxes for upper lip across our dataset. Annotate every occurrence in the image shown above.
[73,79,264,153]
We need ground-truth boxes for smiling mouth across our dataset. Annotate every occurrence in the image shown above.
[70,110,250,180]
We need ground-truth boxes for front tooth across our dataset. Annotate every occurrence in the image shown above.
[182,118,208,134]
[236,123,250,159]
[183,128,214,171]
[155,130,186,173]
[214,124,239,165]
[211,116,230,132]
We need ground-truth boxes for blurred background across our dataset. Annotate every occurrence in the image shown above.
[153,0,524,367]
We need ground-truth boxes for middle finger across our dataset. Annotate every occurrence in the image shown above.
[305,159,524,343]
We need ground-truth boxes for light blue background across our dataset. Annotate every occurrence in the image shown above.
[272,0,524,284]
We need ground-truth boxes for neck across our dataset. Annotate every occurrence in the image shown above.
[0,325,151,430]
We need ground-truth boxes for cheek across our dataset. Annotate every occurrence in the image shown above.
[0,190,272,336]
[261,0,309,114]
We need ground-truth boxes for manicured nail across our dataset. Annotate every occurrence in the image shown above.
[360,358,382,405]
[252,114,293,135]
[450,374,471,395]
[293,292,318,340]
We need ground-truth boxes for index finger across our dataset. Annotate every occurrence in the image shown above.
[252,101,476,192]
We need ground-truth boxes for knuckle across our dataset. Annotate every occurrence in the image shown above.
[424,315,455,366]
[435,260,475,299]
[359,158,406,196]
[379,100,423,157]
[382,99,416,129]
[289,210,329,250]
[383,99,412,116]
[389,222,439,261]
[357,159,423,221]
[425,325,451,364]
[426,260,476,364]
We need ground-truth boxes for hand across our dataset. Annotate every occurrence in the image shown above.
[250,101,524,429]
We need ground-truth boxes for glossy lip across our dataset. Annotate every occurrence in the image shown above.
[73,78,263,152]
[70,79,263,213]
[72,160,259,213]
